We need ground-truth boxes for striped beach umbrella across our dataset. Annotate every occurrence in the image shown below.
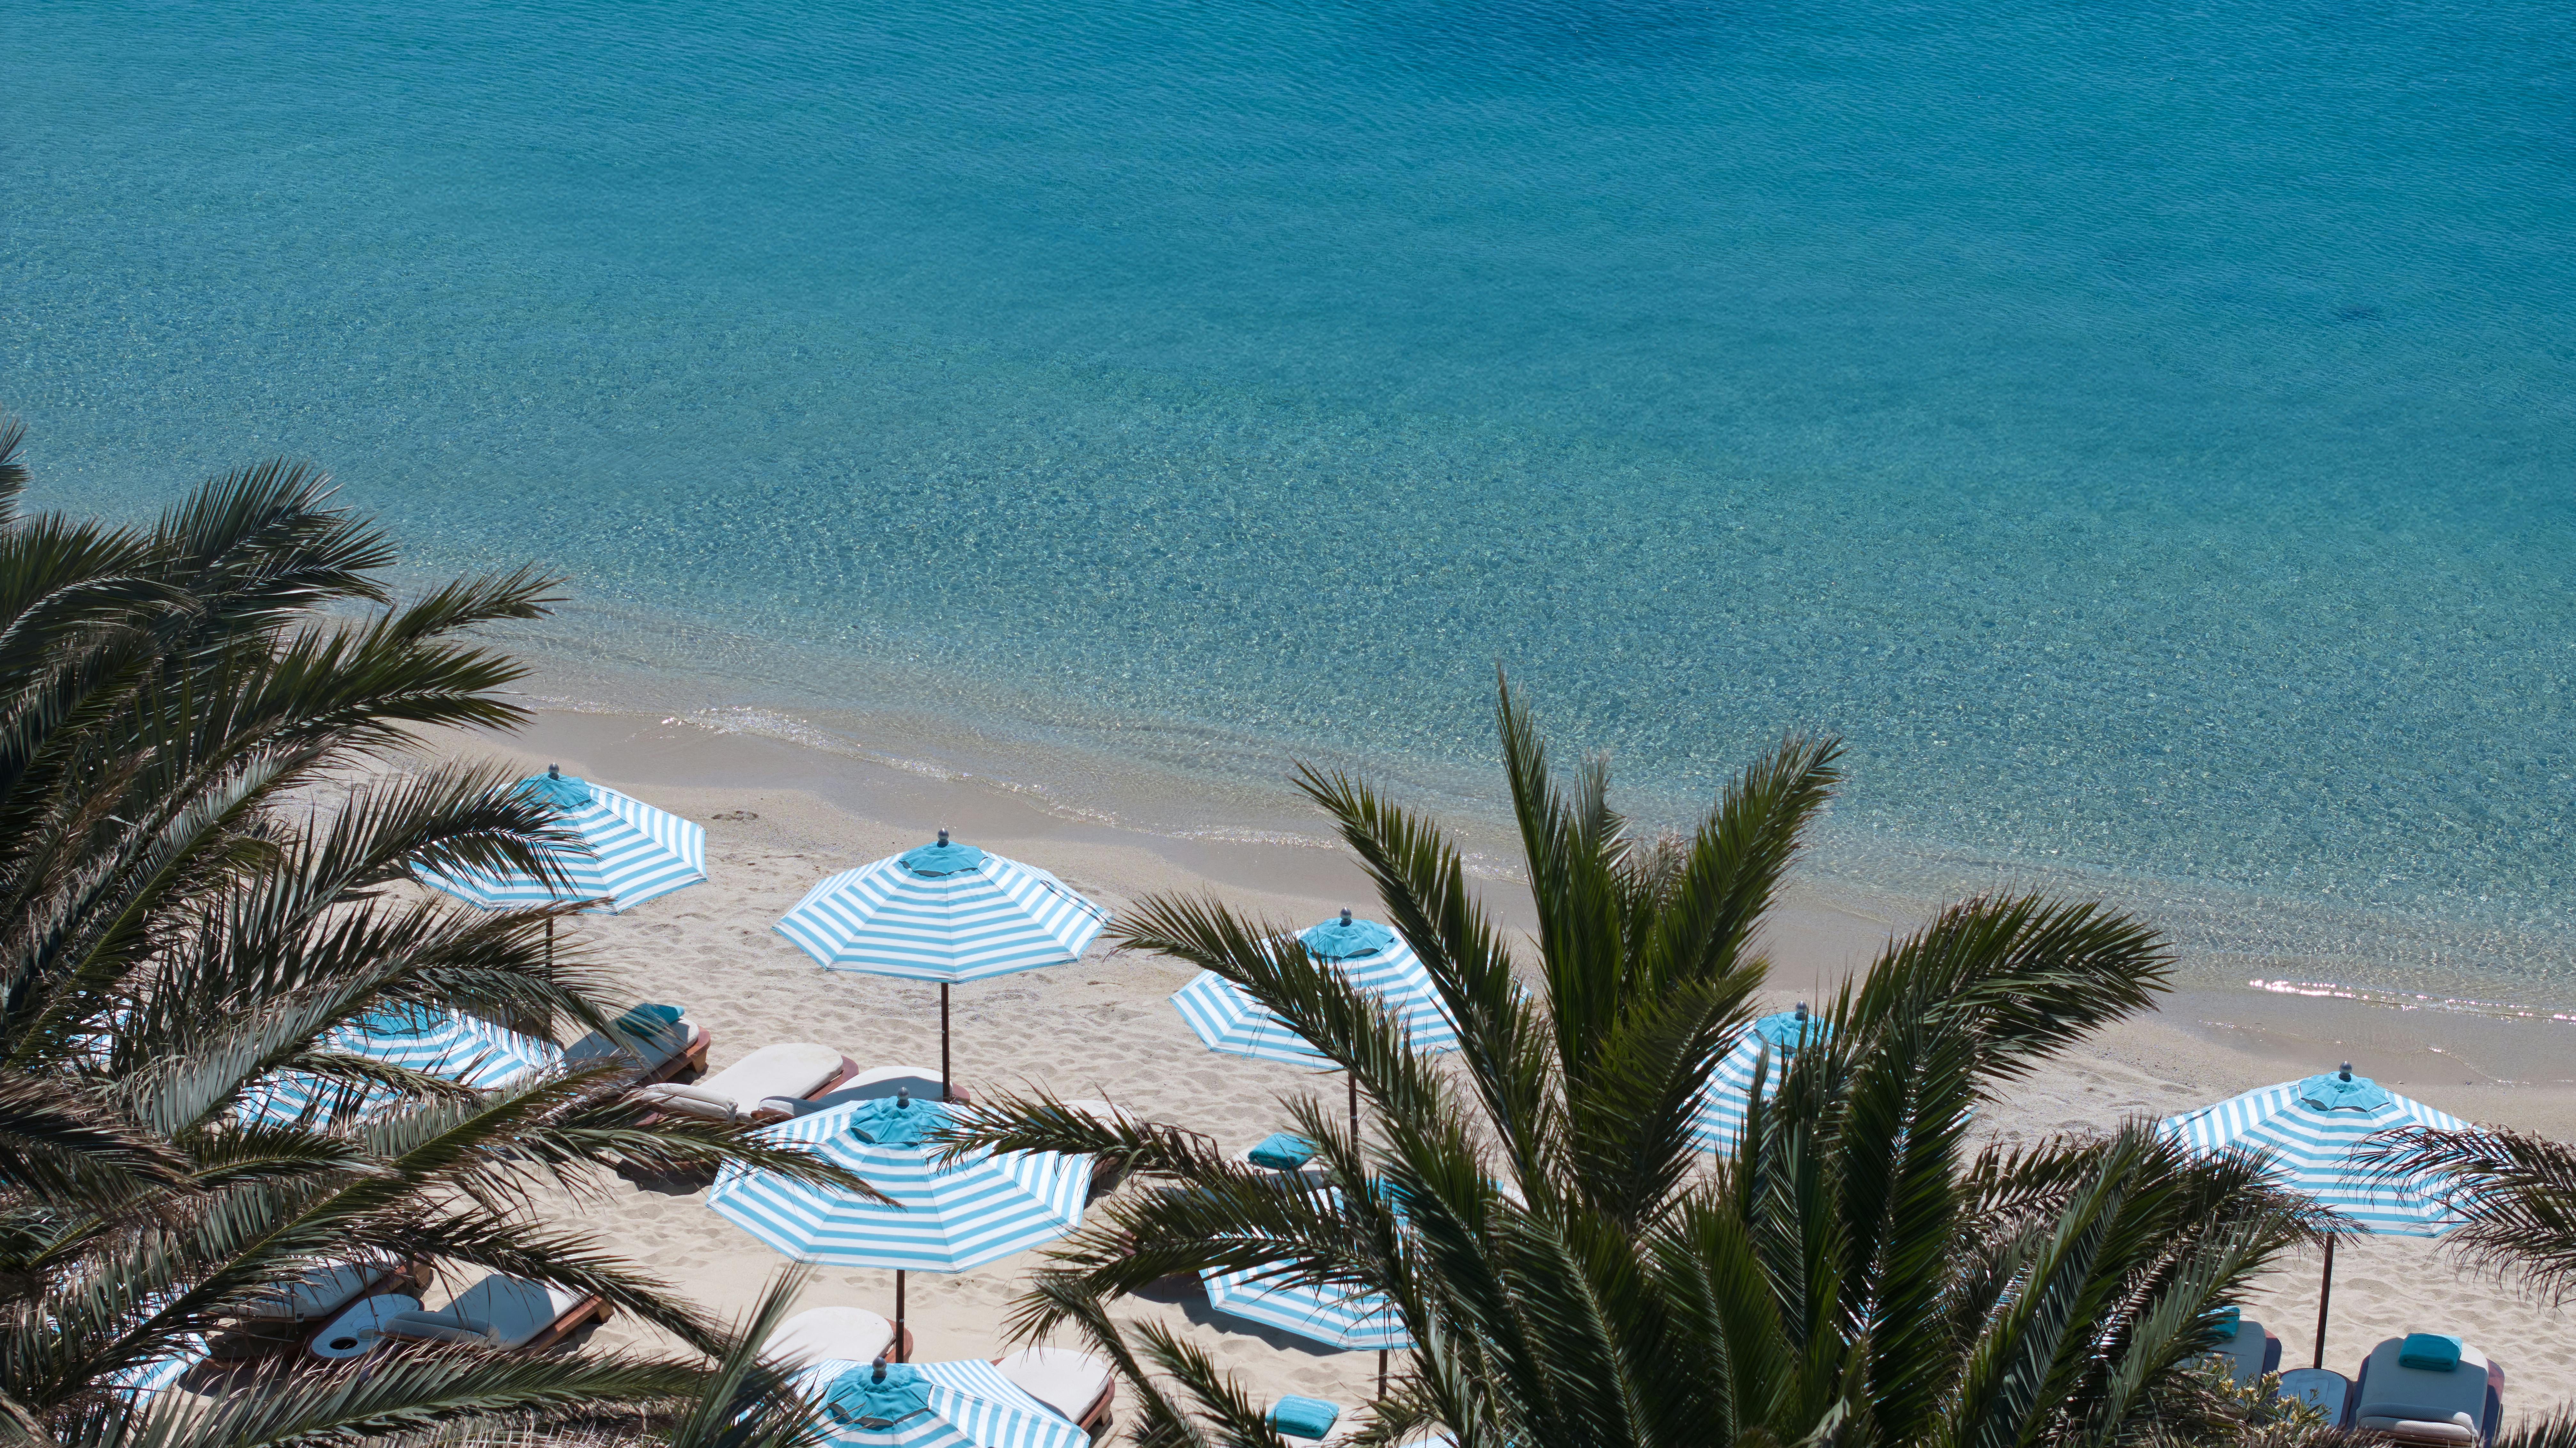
[1691,1003,1830,1155]
[242,1007,557,1125]
[774,832,1108,1096]
[707,1091,1089,1359]
[2159,1064,2471,1367]
[1171,911,1458,1128]
[1201,1264,1410,1352]
[799,1356,1086,1448]
[419,766,707,966]
[1204,1259,1410,1397]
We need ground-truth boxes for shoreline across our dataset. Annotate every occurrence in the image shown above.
[493,619,2576,1020]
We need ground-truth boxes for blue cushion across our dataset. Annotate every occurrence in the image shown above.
[2398,1333,2463,1372]
[1248,1133,1316,1170]
[2209,1306,2241,1334]
[1270,1396,1340,1439]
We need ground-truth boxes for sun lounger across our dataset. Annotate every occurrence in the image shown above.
[2279,1367,2350,1424]
[376,1272,612,1351]
[564,1003,712,1084]
[762,1305,911,1368]
[632,1043,858,1123]
[210,1256,429,1357]
[772,1064,973,1117]
[2350,1335,2504,1445]
[994,1345,1115,1433]
[2212,1318,2282,1385]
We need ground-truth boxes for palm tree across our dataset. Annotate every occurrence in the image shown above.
[945,678,2332,1448]
[0,416,860,1445]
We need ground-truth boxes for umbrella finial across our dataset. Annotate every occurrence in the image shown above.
[1795,1001,1809,1020]
[548,763,561,778]
[2339,1062,2353,1080]
[895,1085,911,1110]
[936,828,950,847]
[1339,907,1353,926]
[871,1350,890,1382]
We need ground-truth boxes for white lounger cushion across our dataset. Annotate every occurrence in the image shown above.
[762,1306,896,1368]
[996,1346,1111,1422]
[240,1262,388,1322]
[386,1274,588,1349]
[633,1081,742,1121]
[636,1043,843,1118]
[2357,1412,2478,1443]
[2356,1338,2491,1444]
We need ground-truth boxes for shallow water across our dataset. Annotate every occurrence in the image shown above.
[8,0,2574,997]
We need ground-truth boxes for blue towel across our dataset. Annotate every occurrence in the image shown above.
[1270,1396,1340,1439]
[1247,1132,1316,1170]
[617,1002,683,1032]
[2398,1333,2463,1372]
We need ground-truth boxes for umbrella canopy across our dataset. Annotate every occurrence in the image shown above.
[1691,1004,1831,1154]
[801,1357,1086,1448]
[1170,912,1460,1068]
[2160,1064,2473,1371]
[241,1007,557,1125]
[707,1093,1090,1272]
[420,767,707,913]
[1200,1263,1411,1351]
[774,836,1108,982]
[2158,1065,2471,1235]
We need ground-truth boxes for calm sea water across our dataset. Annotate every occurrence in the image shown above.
[9,0,2575,995]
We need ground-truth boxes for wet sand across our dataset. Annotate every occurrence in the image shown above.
[412,708,2576,1423]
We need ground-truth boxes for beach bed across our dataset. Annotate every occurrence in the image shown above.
[632,1042,858,1123]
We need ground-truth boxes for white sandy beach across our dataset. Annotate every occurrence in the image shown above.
[419,709,2576,1427]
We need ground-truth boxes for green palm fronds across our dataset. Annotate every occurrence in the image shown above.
[944,675,2324,1448]
[2361,1124,2576,1303]
[0,417,852,1446]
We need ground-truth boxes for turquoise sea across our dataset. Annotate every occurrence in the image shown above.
[8,0,2574,999]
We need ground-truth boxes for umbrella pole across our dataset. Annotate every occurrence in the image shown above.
[941,983,952,1103]
[895,1269,907,1363]
[1377,1348,1388,1399]
[1349,1072,1359,1137]
[2313,1237,2334,1370]
[545,917,553,970]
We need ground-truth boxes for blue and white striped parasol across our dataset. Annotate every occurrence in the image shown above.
[2159,1064,2473,1368]
[2159,1065,2470,1235]
[419,767,706,913]
[774,832,1107,1093]
[1200,1263,1411,1352]
[241,1008,557,1125]
[1691,1004,1830,1155]
[798,1357,1086,1448]
[708,1092,1089,1357]
[774,834,1106,982]
[1170,911,1460,1069]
